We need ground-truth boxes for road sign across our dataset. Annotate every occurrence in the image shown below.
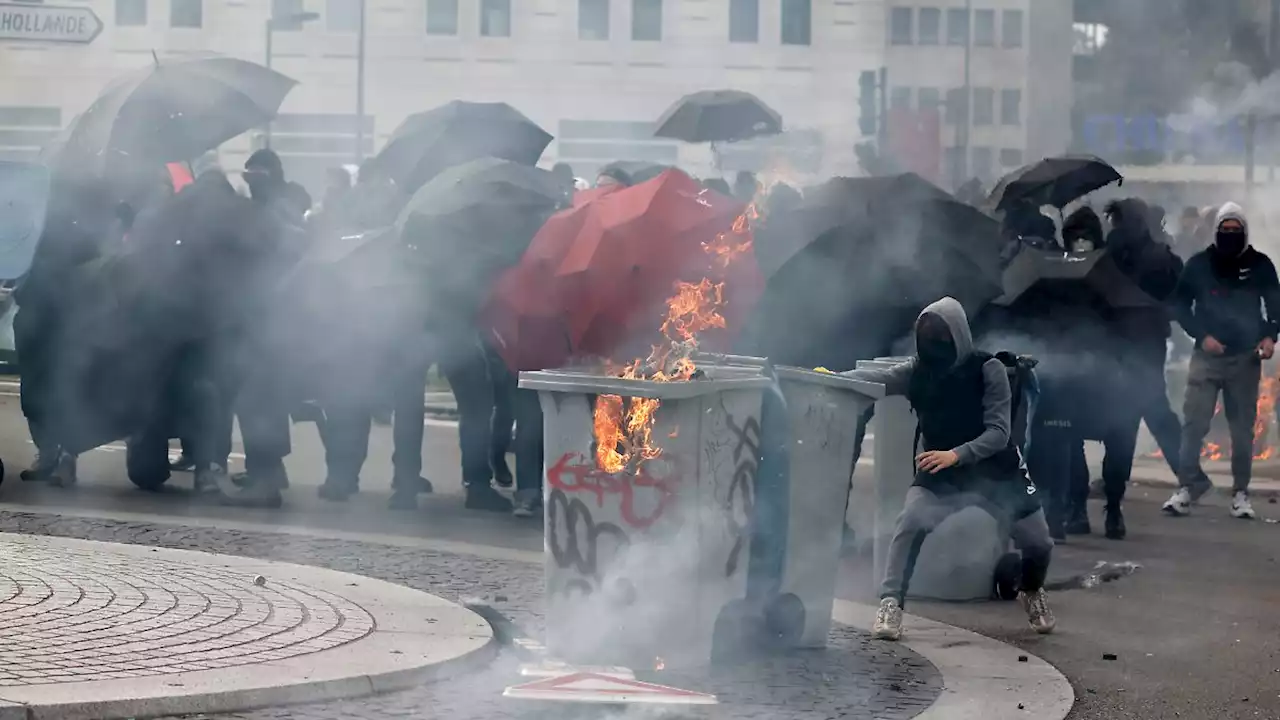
[0,3,103,44]
[503,672,718,705]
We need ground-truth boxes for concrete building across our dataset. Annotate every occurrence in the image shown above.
[884,0,1072,187]
[0,0,894,188]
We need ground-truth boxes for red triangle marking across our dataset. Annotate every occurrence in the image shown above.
[507,672,713,698]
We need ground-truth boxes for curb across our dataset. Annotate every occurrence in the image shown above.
[1126,466,1280,499]
[832,600,1074,720]
[0,534,499,720]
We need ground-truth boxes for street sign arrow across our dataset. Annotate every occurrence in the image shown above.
[0,3,103,44]
[503,671,719,705]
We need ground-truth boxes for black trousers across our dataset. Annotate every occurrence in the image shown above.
[484,343,544,495]
[320,357,429,490]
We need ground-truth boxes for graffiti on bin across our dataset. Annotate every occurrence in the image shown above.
[547,488,633,602]
[546,452,679,530]
[723,411,759,577]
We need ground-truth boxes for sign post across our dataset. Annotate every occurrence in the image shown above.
[0,3,103,44]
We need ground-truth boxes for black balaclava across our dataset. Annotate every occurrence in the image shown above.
[915,313,956,370]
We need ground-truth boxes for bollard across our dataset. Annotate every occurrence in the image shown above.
[770,367,883,647]
[520,366,772,669]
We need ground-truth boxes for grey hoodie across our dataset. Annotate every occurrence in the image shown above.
[845,297,1012,466]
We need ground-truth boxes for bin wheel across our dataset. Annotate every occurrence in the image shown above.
[993,552,1022,601]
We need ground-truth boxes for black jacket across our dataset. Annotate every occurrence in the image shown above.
[1174,246,1280,354]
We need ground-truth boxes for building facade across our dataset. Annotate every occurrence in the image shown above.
[0,0,895,188]
[884,0,1071,187]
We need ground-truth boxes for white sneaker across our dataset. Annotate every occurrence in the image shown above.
[1019,588,1056,634]
[872,597,903,641]
[1162,487,1191,516]
[1230,491,1257,519]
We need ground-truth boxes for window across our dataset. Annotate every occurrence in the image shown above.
[999,148,1024,167]
[944,87,967,125]
[271,0,304,29]
[1002,9,1023,48]
[974,9,994,46]
[943,146,965,184]
[579,0,609,40]
[917,87,940,112]
[481,0,511,36]
[427,0,459,35]
[170,0,202,28]
[891,87,912,110]
[890,7,912,45]
[780,0,811,46]
[729,0,758,42]
[972,87,994,125]
[918,7,939,45]
[971,146,993,180]
[946,8,968,46]
[1001,88,1021,125]
[116,0,147,26]
[632,0,661,41]
[327,0,362,32]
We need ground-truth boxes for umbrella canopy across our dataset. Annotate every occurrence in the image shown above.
[482,169,763,370]
[364,101,552,193]
[396,157,562,316]
[988,155,1122,213]
[45,58,296,177]
[597,160,672,185]
[740,177,1004,369]
[992,247,1159,309]
[654,90,782,143]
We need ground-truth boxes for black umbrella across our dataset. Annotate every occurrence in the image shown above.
[598,160,671,185]
[992,247,1158,309]
[654,89,782,143]
[396,157,561,316]
[988,155,1122,213]
[45,58,296,176]
[365,101,552,193]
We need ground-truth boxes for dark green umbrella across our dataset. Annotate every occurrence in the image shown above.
[396,157,561,315]
[987,155,1122,213]
[44,58,296,176]
[365,101,552,193]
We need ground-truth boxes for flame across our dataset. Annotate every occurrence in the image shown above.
[1189,376,1280,462]
[590,201,758,474]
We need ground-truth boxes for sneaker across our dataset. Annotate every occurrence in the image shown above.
[1019,588,1056,634]
[20,453,54,482]
[388,489,418,511]
[493,459,514,489]
[1064,504,1092,535]
[1230,491,1257,519]
[169,454,196,472]
[193,464,228,497]
[317,481,355,502]
[47,452,77,488]
[464,484,512,512]
[512,494,541,519]
[1162,487,1191,516]
[872,597,903,641]
[1104,502,1126,540]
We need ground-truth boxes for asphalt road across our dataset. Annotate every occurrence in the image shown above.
[0,389,1277,719]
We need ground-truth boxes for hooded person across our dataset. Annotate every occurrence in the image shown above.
[1062,206,1104,253]
[844,297,1056,641]
[1165,202,1280,521]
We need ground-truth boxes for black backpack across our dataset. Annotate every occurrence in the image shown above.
[911,351,1038,456]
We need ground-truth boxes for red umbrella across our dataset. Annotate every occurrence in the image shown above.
[572,183,621,207]
[482,168,763,371]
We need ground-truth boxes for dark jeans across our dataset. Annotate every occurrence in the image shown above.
[1179,349,1261,493]
[484,343,544,496]
[443,337,496,489]
[320,360,428,491]
[1068,416,1141,507]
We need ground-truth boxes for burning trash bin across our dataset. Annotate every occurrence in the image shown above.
[766,366,884,648]
[520,363,772,669]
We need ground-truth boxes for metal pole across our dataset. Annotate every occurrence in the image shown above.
[355,0,367,164]
[264,20,273,149]
[877,66,889,154]
[958,0,972,185]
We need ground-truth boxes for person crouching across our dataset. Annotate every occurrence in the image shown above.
[844,297,1056,640]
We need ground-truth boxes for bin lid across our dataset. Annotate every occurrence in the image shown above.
[519,369,771,399]
[773,366,885,399]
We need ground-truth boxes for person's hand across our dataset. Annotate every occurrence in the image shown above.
[1258,337,1276,360]
[916,450,959,474]
[1202,336,1226,355]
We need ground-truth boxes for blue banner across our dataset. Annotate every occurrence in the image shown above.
[1080,114,1247,159]
[0,160,50,279]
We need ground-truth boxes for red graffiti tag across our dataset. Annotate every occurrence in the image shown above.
[546,453,679,530]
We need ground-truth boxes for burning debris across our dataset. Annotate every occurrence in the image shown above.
[591,202,758,474]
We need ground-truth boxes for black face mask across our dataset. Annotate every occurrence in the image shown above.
[917,338,957,368]
[1215,229,1247,257]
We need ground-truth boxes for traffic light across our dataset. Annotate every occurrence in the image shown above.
[858,70,878,137]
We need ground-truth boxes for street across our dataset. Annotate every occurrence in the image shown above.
[0,390,1277,719]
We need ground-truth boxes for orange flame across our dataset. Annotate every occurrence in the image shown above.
[591,201,758,474]
[1184,376,1280,462]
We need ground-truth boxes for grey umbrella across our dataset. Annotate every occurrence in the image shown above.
[654,89,782,143]
[365,101,553,193]
[45,57,296,176]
